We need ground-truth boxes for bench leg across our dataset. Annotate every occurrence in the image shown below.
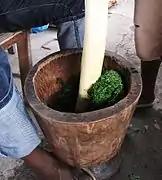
[17,31,32,97]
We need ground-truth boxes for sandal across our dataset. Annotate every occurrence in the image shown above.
[137,98,154,108]
[136,94,155,108]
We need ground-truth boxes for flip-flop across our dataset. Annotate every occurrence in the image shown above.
[136,99,154,108]
[136,96,155,108]
[136,102,154,108]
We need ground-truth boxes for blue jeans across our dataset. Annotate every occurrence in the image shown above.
[0,2,84,158]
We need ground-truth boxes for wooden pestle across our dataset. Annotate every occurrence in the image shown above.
[76,0,109,112]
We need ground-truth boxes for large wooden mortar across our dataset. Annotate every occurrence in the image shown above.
[25,50,142,168]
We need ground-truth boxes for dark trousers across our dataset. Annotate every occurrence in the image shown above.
[0,0,84,32]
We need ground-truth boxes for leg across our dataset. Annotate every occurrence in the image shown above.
[0,1,89,179]
[23,148,73,180]
[0,48,73,180]
[0,48,94,180]
[138,59,161,107]
[57,17,85,50]
[134,0,162,107]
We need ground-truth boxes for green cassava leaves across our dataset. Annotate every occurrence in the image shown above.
[88,70,124,109]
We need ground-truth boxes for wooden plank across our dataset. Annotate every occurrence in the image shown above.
[0,32,25,50]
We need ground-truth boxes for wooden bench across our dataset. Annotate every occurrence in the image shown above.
[0,31,32,97]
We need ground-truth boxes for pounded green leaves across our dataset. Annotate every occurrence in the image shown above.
[88,70,124,109]
[52,70,124,112]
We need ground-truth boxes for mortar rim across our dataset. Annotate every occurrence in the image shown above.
[25,49,142,124]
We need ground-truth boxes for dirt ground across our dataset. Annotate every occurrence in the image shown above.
[112,67,162,180]
[112,108,162,180]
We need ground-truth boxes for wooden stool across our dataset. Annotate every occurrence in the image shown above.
[0,31,32,98]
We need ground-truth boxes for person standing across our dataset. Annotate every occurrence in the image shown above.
[134,0,162,107]
[0,0,85,179]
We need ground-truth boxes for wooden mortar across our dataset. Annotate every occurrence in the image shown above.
[25,50,142,168]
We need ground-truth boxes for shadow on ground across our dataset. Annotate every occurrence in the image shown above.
[112,107,162,180]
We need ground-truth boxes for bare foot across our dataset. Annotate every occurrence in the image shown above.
[22,148,73,180]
